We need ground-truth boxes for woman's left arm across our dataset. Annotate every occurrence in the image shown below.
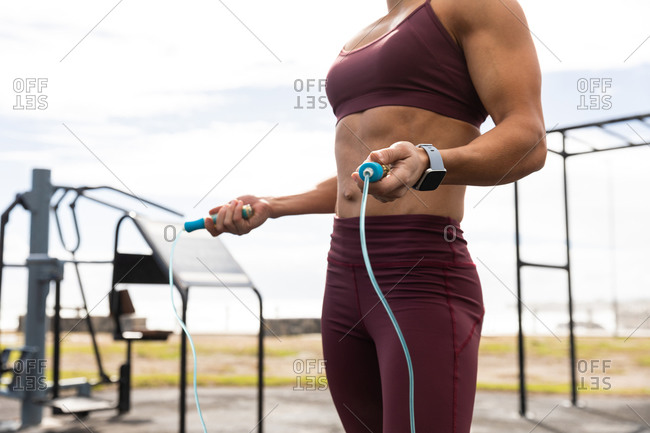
[354,0,547,197]
[439,0,547,186]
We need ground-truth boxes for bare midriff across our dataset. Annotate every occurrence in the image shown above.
[335,105,480,222]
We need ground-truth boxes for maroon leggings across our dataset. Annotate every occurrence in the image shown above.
[321,215,484,433]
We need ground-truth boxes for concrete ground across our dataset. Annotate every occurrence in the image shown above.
[1,387,649,433]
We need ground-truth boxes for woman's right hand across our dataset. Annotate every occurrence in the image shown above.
[204,195,272,237]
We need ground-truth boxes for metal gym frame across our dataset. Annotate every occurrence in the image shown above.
[0,169,266,433]
[112,213,266,433]
[514,112,650,416]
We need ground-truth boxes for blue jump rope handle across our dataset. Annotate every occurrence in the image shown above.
[359,161,387,183]
[184,204,254,232]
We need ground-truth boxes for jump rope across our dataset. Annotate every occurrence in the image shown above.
[169,161,416,433]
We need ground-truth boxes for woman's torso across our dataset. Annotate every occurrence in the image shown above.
[329,0,483,222]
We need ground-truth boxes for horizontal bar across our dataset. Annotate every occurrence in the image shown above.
[62,259,113,265]
[597,124,635,142]
[519,261,568,271]
[547,113,650,134]
[547,138,648,159]
[51,185,184,217]
[565,141,648,157]
[2,259,113,268]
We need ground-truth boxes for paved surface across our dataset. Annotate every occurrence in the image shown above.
[1,387,649,432]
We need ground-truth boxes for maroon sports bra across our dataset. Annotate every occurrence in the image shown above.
[325,0,488,128]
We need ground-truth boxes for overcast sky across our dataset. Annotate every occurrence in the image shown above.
[1,0,649,334]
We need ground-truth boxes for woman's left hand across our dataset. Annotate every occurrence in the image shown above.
[351,141,429,202]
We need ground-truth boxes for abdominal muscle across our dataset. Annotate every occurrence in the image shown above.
[335,105,480,222]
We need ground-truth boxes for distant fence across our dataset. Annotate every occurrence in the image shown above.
[264,318,321,336]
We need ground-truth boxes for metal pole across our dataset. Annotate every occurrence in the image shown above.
[52,281,61,401]
[1,206,9,349]
[513,181,527,417]
[252,287,264,433]
[179,289,188,433]
[1,195,25,349]
[561,135,578,406]
[22,168,54,426]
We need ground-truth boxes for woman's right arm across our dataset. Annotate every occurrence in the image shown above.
[204,176,337,237]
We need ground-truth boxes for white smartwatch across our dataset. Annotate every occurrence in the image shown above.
[412,144,446,191]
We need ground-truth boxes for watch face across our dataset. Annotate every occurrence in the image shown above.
[420,170,446,191]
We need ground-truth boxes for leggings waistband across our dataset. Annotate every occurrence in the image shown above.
[328,214,473,267]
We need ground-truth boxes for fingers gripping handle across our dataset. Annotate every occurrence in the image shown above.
[184,204,254,233]
[359,162,389,182]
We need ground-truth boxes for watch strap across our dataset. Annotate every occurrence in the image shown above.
[416,144,445,171]
[413,144,446,191]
